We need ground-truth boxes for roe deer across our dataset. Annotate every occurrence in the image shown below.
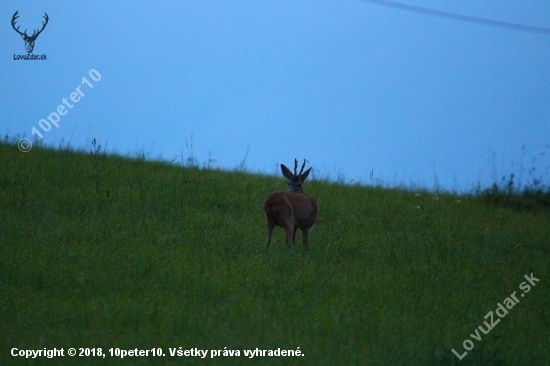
[263,159,319,249]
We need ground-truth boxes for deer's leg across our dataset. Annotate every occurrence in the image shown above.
[292,226,298,247]
[282,220,294,246]
[266,220,275,248]
[301,228,310,250]
[265,212,275,248]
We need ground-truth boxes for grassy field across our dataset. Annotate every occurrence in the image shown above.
[0,140,549,365]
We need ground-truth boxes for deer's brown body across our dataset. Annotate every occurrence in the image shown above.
[263,159,318,249]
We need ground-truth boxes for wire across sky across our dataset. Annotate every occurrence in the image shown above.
[361,0,550,35]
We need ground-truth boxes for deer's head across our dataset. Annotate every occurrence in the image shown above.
[12,11,49,54]
[281,159,312,193]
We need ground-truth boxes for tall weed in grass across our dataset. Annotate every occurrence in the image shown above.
[0,140,549,365]
[478,145,550,212]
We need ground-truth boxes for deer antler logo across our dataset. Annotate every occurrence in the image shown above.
[11,10,49,54]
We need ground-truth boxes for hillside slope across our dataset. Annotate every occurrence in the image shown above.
[1,141,548,365]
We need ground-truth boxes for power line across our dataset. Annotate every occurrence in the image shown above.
[361,0,550,35]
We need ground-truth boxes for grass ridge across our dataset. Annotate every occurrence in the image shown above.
[0,141,548,365]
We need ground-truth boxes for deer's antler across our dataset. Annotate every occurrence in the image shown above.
[11,11,26,37]
[298,159,306,176]
[30,13,49,40]
[11,11,48,40]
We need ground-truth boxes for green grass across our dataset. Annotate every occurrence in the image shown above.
[479,173,550,212]
[0,141,549,365]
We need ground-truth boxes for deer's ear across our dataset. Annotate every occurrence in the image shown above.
[281,164,293,180]
[300,167,312,181]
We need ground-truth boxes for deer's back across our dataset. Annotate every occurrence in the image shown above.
[264,191,318,228]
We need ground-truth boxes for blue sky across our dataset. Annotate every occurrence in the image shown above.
[2,1,549,192]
